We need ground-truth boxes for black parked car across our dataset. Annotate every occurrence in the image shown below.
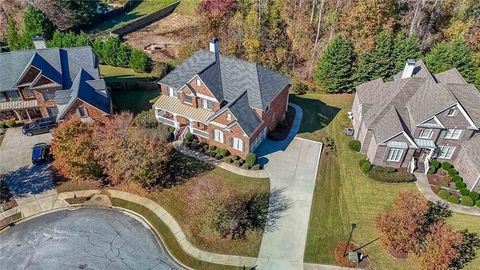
[32,143,52,165]
[22,117,57,136]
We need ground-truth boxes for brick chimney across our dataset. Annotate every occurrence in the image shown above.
[401,59,416,79]
[33,36,47,49]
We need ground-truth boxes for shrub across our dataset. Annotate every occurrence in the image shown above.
[476,200,480,208]
[245,153,257,167]
[223,156,232,163]
[167,126,175,133]
[233,160,240,167]
[469,191,479,202]
[231,155,239,160]
[129,48,152,72]
[216,148,229,158]
[5,119,15,128]
[215,154,223,160]
[447,195,460,204]
[239,159,245,165]
[430,159,440,170]
[184,131,195,142]
[252,164,261,170]
[242,163,250,170]
[155,126,173,142]
[461,196,475,206]
[203,144,209,151]
[360,160,372,173]
[448,168,459,176]
[208,145,217,151]
[452,175,463,183]
[209,151,217,158]
[348,140,361,152]
[291,79,308,95]
[460,188,470,196]
[0,121,5,128]
[358,159,369,167]
[438,190,451,200]
[455,181,467,189]
[134,110,158,129]
[441,161,453,171]
[428,165,436,175]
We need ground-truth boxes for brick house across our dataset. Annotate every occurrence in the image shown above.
[0,38,111,124]
[352,59,480,191]
[153,39,291,158]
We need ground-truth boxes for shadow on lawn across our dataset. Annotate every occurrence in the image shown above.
[1,164,54,197]
[169,152,215,184]
[289,94,341,134]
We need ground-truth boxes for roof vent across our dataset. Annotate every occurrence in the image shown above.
[401,59,416,79]
[33,36,47,49]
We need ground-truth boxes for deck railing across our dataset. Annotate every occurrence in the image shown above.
[156,115,175,127]
[191,128,209,138]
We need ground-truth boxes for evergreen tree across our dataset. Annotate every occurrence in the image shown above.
[116,44,132,68]
[47,30,65,48]
[6,17,22,51]
[393,34,422,72]
[129,49,152,73]
[353,53,374,86]
[75,32,90,47]
[102,37,121,66]
[23,4,56,40]
[425,41,451,73]
[59,0,98,27]
[370,31,394,79]
[314,35,355,93]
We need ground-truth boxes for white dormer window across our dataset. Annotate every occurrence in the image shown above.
[196,79,201,87]
[227,113,231,121]
[447,108,456,117]
[419,128,433,139]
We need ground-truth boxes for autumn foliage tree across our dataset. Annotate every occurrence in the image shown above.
[50,116,102,181]
[375,191,430,257]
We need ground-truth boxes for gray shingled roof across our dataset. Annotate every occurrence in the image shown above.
[160,50,290,110]
[0,47,99,92]
[356,59,480,145]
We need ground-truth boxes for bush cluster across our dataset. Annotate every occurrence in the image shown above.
[359,159,372,173]
[441,161,453,171]
[348,140,361,152]
[461,196,475,206]
[438,190,450,200]
[460,188,470,196]
[447,195,460,204]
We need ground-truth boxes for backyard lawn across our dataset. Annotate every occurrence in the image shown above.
[293,93,480,269]
[100,65,159,113]
[91,0,179,32]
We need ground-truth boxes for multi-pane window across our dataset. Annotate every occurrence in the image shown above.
[23,88,34,98]
[447,108,456,116]
[214,129,224,143]
[386,148,403,162]
[419,128,433,139]
[438,146,455,159]
[445,128,462,139]
[6,90,21,101]
[168,87,177,97]
[202,99,213,110]
[232,137,243,151]
[184,95,193,104]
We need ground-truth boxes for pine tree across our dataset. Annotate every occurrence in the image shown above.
[425,41,451,73]
[370,31,394,79]
[47,30,65,48]
[353,53,374,86]
[314,35,355,93]
[6,16,22,51]
[23,4,55,40]
[393,34,422,72]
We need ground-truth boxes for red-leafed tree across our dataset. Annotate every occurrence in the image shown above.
[375,191,430,257]
[415,222,463,270]
[198,0,238,17]
[50,116,102,181]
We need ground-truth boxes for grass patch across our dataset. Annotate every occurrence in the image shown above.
[110,197,241,270]
[367,166,416,183]
[112,152,269,257]
[301,93,480,270]
[91,0,179,32]
[175,0,199,15]
[100,65,155,83]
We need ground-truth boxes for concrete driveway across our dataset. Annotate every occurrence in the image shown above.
[0,208,180,270]
[256,103,322,270]
[0,128,53,196]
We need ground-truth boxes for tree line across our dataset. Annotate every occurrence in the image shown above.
[4,4,152,73]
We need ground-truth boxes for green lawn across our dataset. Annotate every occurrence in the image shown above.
[100,65,155,83]
[295,93,480,269]
[92,0,179,32]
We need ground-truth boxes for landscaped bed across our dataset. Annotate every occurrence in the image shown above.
[358,159,416,183]
[428,160,479,207]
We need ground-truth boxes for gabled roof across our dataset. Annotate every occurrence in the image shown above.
[356,59,480,146]
[160,50,290,110]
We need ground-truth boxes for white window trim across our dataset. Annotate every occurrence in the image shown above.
[447,108,457,117]
[232,137,243,151]
[438,146,455,159]
[196,79,201,86]
[214,129,224,143]
[419,128,433,139]
[445,128,462,139]
[386,148,403,162]
[168,87,175,97]
[202,98,213,111]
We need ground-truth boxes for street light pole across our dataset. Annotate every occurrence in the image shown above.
[343,223,357,256]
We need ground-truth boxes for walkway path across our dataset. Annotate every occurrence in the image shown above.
[256,103,323,270]
[415,173,480,216]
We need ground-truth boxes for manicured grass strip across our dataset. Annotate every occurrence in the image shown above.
[110,197,241,270]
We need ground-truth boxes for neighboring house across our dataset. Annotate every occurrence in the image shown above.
[0,37,111,123]
[353,59,480,191]
[154,39,291,158]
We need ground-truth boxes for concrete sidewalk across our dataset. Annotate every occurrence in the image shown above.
[415,173,480,216]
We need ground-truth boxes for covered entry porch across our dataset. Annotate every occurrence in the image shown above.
[408,138,436,174]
